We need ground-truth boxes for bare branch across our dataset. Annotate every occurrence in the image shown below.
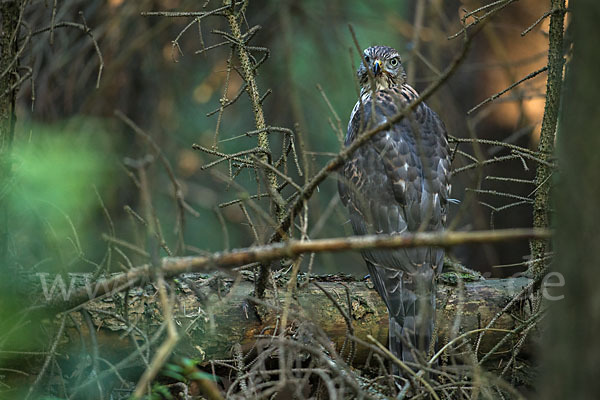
[468,66,548,114]
[42,228,550,313]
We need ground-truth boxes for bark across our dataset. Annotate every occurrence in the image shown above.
[0,0,19,275]
[530,0,565,277]
[540,0,600,398]
[57,273,534,370]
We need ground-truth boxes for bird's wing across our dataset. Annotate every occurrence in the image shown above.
[339,86,451,274]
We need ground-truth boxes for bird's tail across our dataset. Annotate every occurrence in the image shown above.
[388,273,436,368]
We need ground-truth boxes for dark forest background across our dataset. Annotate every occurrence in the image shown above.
[10,0,550,282]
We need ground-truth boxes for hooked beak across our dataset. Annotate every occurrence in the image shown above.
[372,59,382,76]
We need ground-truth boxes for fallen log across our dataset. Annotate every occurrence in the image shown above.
[62,272,534,369]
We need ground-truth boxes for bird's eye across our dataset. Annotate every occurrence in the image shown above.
[389,58,399,67]
[364,55,370,63]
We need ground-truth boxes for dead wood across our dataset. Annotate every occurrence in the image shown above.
[57,272,533,370]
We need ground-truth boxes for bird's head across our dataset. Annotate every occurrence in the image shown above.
[357,46,406,93]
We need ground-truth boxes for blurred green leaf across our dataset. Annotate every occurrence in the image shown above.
[8,120,114,272]
[13,122,108,222]
[188,371,218,381]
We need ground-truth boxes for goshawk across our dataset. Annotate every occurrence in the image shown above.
[338,45,451,365]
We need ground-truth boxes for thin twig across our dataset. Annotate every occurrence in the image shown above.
[33,20,104,88]
[25,316,67,400]
[468,66,548,114]
[367,335,440,400]
[132,272,180,398]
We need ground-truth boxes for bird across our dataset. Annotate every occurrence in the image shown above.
[338,45,451,367]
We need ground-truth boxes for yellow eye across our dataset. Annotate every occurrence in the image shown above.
[389,58,399,67]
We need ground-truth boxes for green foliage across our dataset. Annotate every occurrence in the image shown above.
[15,133,104,218]
[162,357,218,383]
[161,364,187,383]
[146,383,174,400]
[9,119,113,271]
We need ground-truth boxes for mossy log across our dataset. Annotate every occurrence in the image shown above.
[60,272,533,369]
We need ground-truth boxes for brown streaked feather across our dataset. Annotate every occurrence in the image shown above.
[338,45,451,367]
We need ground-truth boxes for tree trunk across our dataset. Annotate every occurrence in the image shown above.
[0,0,19,273]
[540,0,600,398]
